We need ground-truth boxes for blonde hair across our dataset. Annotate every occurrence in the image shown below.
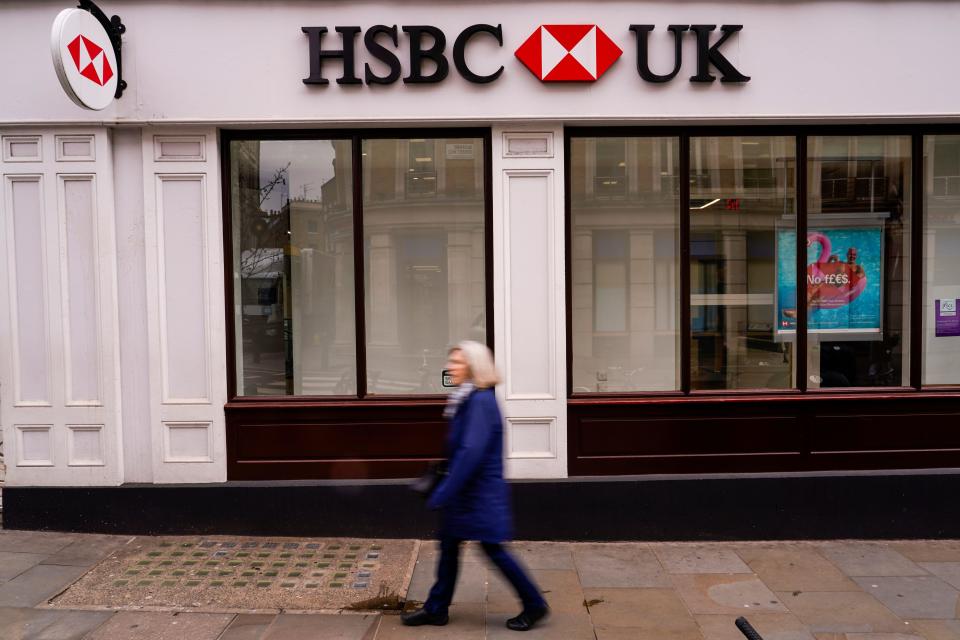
[452,340,501,389]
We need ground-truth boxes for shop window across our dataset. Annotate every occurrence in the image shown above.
[690,136,797,390]
[229,134,487,397]
[807,136,910,388]
[570,129,958,398]
[570,136,680,392]
[231,139,356,396]
[924,135,960,385]
[363,138,485,394]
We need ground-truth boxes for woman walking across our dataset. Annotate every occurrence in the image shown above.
[402,341,549,632]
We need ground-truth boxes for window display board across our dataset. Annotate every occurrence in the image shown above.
[776,227,883,335]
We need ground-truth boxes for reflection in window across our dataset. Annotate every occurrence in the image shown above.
[690,136,797,390]
[924,135,960,385]
[807,136,910,388]
[570,137,680,392]
[362,138,485,394]
[231,139,356,396]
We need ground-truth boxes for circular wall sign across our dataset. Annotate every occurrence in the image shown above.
[51,8,119,110]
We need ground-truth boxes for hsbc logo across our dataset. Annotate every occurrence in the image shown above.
[67,35,114,87]
[302,22,749,86]
[515,25,622,82]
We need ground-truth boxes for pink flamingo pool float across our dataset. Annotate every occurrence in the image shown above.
[806,231,868,309]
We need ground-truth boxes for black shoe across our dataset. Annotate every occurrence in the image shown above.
[401,607,449,626]
[506,606,549,631]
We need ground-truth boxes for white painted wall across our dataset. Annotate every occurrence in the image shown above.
[1,2,959,125]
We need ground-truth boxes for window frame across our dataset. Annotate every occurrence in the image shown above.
[566,124,960,399]
[221,128,494,403]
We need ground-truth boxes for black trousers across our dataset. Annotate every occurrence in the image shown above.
[424,537,547,615]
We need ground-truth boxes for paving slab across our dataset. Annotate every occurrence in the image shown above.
[695,613,814,640]
[852,576,960,619]
[671,574,789,615]
[654,544,753,574]
[573,543,670,588]
[0,564,89,607]
[445,560,486,604]
[414,541,486,565]
[735,547,860,593]
[918,562,960,590]
[594,626,704,640]
[841,634,927,640]
[261,612,378,640]
[375,604,484,639]
[902,619,960,640]
[86,611,235,640]
[890,542,960,563]
[813,635,924,640]
[403,558,434,604]
[0,551,48,581]
[582,587,700,632]
[41,536,130,568]
[487,569,582,614]
[0,531,78,555]
[816,544,926,577]
[511,542,575,571]
[219,613,277,640]
[0,606,68,640]
[777,591,909,634]
[487,610,594,640]
[22,609,113,640]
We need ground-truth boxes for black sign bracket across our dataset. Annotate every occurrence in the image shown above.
[77,0,127,98]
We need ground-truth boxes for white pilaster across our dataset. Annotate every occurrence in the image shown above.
[142,129,227,483]
[493,125,567,479]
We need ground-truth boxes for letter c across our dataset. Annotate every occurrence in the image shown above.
[453,24,504,83]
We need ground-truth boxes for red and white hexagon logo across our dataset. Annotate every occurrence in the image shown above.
[515,25,622,82]
[67,34,114,87]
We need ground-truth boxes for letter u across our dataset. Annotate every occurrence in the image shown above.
[629,24,688,83]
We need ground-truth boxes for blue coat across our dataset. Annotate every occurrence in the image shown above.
[427,388,513,543]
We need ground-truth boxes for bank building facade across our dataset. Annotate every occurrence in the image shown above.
[1,0,959,536]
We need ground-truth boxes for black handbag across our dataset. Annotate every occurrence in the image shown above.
[410,460,448,497]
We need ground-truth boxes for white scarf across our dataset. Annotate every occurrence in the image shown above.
[443,381,475,419]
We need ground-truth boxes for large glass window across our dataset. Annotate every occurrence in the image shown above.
[807,136,910,388]
[924,135,960,385]
[690,136,797,390]
[231,139,356,396]
[230,134,487,397]
[570,130,942,396]
[362,138,486,394]
[570,137,680,392]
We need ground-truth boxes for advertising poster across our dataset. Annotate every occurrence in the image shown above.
[936,298,960,337]
[776,227,883,334]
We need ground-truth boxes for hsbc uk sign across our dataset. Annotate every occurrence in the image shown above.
[302,23,750,86]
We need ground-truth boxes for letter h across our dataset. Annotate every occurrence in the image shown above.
[302,26,363,85]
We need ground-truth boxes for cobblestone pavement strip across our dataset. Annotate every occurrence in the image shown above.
[49,536,418,613]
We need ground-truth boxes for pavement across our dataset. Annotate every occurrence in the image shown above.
[1,528,960,640]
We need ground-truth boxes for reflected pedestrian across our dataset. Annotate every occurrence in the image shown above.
[402,341,549,632]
